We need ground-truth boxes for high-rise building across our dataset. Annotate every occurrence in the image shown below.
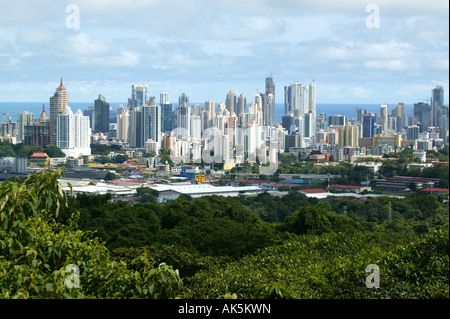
[24,105,50,148]
[394,103,407,132]
[226,90,237,115]
[407,125,420,141]
[205,100,215,128]
[237,93,246,118]
[49,78,69,145]
[176,103,190,136]
[128,84,148,109]
[431,85,444,127]
[284,82,302,115]
[362,113,376,138]
[160,92,170,105]
[413,102,429,132]
[264,76,275,127]
[339,122,359,147]
[94,94,110,134]
[128,107,143,148]
[161,103,173,133]
[179,93,189,108]
[56,106,91,158]
[309,80,316,115]
[17,111,34,143]
[148,104,161,144]
[356,108,368,123]
[116,107,129,142]
[304,111,315,138]
[329,114,346,126]
[379,104,389,133]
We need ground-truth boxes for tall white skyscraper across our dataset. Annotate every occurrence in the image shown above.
[264,76,275,127]
[309,80,316,115]
[116,108,129,142]
[380,104,389,133]
[56,106,91,158]
[160,92,170,105]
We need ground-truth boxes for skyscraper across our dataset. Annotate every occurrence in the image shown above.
[237,93,246,118]
[128,84,148,109]
[284,82,302,115]
[308,80,316,115]
[413,102,429,132]
[160,92,170,105]
[205,100,215,127]
[17,111,34,143]
[379,104,389,133]
[264,76,275,127]
[176,103,190,136]
[304,111,315,138]
[49,78,69,145]
[161,103,173,133]
[431,85,444,127]
[116,107,129,142]
[226,90,236,115]
[179,93,189,108]
[24,105,50,148]
[94,94,110,134]
[394,102,407,132]
[128,107,143,148]
[148,104,161,144]
[362,113,376,138]
[56,106,91,158]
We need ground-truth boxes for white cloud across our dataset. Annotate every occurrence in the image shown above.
[364,59,419,71]
[65,32,110,56]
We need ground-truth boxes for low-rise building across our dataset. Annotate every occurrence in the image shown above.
[328,184,372,193]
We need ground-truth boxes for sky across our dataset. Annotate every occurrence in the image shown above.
[0,0,448,106]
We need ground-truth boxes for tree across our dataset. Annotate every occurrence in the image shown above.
[0,142,17,157]
[44,145,66,158]
[0,169,183,299]
[114,154,128,164]
[279,204,332,235]
[104,172,119,181]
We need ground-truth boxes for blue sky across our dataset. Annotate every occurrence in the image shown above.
[0,0,448,105]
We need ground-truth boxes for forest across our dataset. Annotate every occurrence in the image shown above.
[0,168,448,299]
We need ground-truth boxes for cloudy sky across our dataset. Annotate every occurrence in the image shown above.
[0,0,448,105]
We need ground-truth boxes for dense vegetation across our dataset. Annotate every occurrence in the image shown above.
[0,141,65,158]
[1,169,448,299]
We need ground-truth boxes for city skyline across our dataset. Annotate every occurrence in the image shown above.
[0,0,448,105]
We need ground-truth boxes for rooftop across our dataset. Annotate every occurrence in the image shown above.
[300,188,328,194]
[421,187,449,193]
[329,184,365,189]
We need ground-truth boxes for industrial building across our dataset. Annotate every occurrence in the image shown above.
[147,183,262,202]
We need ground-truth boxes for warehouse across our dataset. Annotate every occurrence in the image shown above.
[148,183,262,202]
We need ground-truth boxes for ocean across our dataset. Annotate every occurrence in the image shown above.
[0,102,415,123]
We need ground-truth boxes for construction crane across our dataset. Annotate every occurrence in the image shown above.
[1,111,11,123]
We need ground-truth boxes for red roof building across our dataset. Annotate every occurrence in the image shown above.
[30,152,49,162]
[421,187,449,194]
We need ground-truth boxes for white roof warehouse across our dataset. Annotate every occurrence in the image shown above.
[147,183,262,203]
